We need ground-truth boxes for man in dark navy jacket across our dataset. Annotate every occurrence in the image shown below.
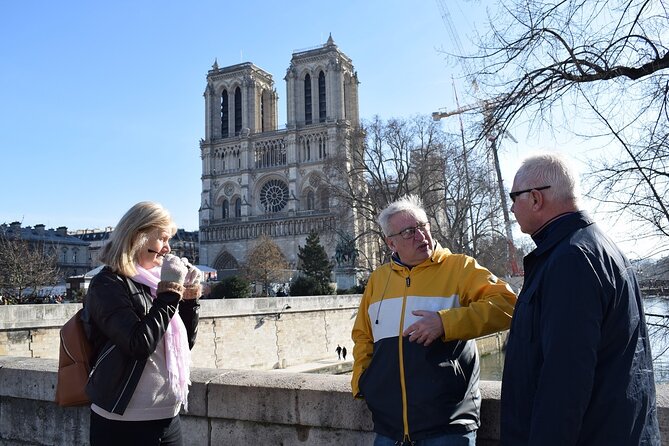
[501,153,660,445]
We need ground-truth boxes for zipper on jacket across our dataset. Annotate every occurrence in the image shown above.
[89,344,116,378]
[398,271,411,440]
[111,360,138,413]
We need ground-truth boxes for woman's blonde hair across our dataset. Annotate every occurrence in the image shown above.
[99,201,177,277]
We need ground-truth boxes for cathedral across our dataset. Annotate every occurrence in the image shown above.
[198,36,371,289]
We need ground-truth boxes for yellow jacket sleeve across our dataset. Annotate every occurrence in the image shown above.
[439,256,517,341]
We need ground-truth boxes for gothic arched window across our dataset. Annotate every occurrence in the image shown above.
[221,90,229,137]
[307,190,315,210]
[319,189,330,210]
[234,87,242,134]
[260,91,265,132]
[304,74,312,125]
[235,198,241,218]
[222,199,229,219]
[318,71,326,123]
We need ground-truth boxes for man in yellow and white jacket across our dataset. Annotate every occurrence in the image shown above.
[351,195,517,446]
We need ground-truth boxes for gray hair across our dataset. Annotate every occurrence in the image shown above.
[515,152,580,204]
[377,195,428,236]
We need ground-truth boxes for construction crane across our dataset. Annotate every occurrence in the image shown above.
[433,100,521,276]
[433,0,522,276]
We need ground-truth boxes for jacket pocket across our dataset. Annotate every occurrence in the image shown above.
[510,287,537,342]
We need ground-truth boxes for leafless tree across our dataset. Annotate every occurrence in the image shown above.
[242,235,289,297]
[0,233,60,303]
[462,0,669,255]
[324,115,507,272]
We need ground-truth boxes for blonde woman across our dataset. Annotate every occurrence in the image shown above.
[83,202,202,446]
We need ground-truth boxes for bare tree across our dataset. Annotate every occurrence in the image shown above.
[0,233,60,303]
[324,115,507,272]
[242,235,289,297]
[463,0,669,255]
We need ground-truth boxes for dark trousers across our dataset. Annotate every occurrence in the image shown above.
[90,410,182,446]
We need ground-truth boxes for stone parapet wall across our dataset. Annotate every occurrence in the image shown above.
[0,297,359,370]
[0,297,505,370]
[1,356,668,445]
[0,356,489,445]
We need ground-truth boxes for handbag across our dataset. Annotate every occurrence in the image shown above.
[54,308,92,407]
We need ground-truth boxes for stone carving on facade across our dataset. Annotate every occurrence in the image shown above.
[328,57,341,72]
[224,183,234,197]
[199,199,211,212]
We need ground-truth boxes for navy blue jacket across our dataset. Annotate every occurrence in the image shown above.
[501,211,660,445]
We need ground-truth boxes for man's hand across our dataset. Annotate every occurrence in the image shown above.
[402,310,444,346]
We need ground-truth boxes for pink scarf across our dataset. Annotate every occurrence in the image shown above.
[133,265,191,411]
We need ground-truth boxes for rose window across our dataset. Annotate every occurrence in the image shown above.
[260,179,289,213]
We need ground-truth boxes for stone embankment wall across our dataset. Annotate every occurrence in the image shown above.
[0,355,495,445]
[1,356,669,445]
[0,297,506,370]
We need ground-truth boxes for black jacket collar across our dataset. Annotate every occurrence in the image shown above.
[531,211,595,257]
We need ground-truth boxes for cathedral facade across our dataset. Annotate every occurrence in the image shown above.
[198,37,370,287]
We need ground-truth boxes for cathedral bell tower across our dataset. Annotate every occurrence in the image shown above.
[198,37,369,289]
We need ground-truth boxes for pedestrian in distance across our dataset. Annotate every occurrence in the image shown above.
[500,153,660,445]
[336,344,342,360]
[342,346,347,360]
[351,194,517,446]
[83,201,204,446]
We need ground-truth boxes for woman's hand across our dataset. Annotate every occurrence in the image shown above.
[180,257,203,300]
[183,262,203,287]
[160,254,188,286]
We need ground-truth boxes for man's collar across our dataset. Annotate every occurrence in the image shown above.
[531,211,578,240]
[530,211,594,253]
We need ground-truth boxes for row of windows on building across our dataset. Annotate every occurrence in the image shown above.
[39,246,88,265]
[211,133,328,176]
[203,216,336,243]
[219,71,327,138]
[218,188,330,220]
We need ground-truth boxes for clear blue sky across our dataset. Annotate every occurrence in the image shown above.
[0,1,651,257]
[0,1,492,230]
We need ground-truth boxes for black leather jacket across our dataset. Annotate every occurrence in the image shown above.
[82,266,199,415]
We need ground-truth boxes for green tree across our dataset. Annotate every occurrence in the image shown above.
[210,276,250,299]
[289,276,324,297]
[297,231,333,294]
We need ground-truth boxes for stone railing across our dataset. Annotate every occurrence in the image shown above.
[0,356,501,445]
[1,356,668,445]
[0,299,507,372]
